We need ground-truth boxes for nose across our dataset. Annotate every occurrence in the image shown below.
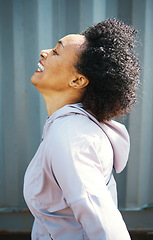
[40,49,50,59]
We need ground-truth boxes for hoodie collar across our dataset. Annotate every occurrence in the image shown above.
[45,103,130,173]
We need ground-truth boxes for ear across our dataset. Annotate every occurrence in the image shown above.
[69,75,89,89]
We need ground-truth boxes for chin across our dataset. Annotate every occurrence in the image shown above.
[31,73,38,86]
[31,74,44,95]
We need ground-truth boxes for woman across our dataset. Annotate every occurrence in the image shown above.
[24,19,140,240]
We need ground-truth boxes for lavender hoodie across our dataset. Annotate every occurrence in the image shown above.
[24,103,131,240]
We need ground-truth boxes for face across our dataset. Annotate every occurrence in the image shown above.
[31,34,86,96]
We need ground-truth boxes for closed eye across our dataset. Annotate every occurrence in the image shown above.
[52,49,58,55]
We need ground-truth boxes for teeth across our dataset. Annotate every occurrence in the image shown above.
[37,62,44,71]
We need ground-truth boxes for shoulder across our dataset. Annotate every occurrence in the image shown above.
[43,113,113,178]
[50,113,104,142]
[46,113,112,154]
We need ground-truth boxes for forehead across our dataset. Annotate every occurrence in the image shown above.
[59,34,86,49]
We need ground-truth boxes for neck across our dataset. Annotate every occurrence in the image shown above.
[42,91,82,117]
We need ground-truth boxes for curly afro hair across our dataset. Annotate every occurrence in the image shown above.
[75,19,140,122]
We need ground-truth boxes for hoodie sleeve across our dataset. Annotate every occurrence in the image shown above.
[50,117,131,240]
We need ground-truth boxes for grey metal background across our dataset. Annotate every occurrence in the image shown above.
[0,0,153,232]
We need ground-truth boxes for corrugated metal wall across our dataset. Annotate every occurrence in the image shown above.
[126,0,153,209]
[0,0,153,232]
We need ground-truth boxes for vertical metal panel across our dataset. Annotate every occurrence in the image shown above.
[126,0,146,208]
[93,0,106,23]
[13,0,28,207]
[138,0,153,206]
[0,0,4,206]
[118,0,132,24]
[0,0,41,208]
[111,0,133,208]
[52,0,67,41]
[1,0,17,207]
[37,0,53,131]
[65,0,80,34]
[126,0,153,208]
[23,0,41,162]
[80,0,93,31]
[106,0,118,19]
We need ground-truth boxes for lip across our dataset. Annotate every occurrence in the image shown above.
[35,60,44,73]
[39,60,44,66]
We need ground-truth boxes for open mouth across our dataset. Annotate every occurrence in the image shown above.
[37,61,44,72]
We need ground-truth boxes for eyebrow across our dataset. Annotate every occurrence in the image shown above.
[58,40,64,48]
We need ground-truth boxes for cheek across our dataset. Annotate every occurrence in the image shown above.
[49,62,75,80]
[46,61,63,76]
[61,62,76,78]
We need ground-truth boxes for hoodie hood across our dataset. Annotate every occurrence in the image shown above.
[47,104,130,173]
